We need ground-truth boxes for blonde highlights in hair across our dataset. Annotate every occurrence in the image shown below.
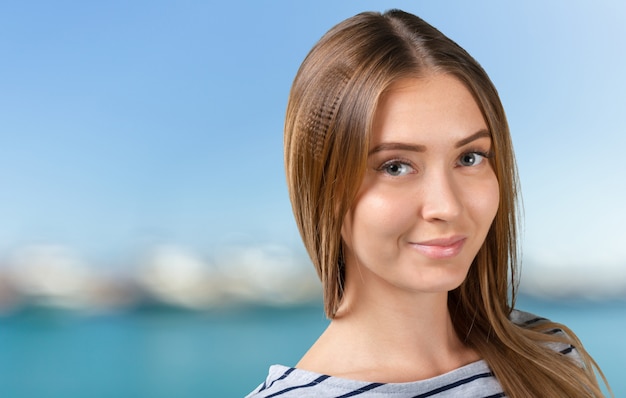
[285,9,609,397]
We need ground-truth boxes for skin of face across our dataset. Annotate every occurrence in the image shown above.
[341,73,500,302]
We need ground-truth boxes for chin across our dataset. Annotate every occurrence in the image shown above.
[398,267,470,294]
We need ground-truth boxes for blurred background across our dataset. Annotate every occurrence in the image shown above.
[0,1,624,396]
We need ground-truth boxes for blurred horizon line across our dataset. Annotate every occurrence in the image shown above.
[1,242,625,316]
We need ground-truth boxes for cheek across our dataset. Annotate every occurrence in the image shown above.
[342,189,414,245]
[470,176,500,227]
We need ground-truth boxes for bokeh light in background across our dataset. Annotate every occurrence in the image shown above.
[0,1,624,397]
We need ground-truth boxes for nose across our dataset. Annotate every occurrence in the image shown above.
[419,170,462,222]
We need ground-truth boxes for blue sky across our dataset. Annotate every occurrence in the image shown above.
[1,1,625,279]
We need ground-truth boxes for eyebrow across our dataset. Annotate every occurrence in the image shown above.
[368,129,491,155]
[454,129,491,148]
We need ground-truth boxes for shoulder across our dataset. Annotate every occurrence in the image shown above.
[509,309,580,359]
[245,365,379,398]
[245,361,505,397]
[245,365,330,398]
[509,308,567,337]
[509,308,548,327]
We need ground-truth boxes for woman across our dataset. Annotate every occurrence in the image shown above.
[247,9,610,397]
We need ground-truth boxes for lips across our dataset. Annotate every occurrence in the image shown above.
[409,236,466,259]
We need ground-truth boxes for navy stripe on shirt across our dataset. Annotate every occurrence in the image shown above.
[258,367,296,393]
[522,316,547,326]
[335,382,385,397]
[263,375,331,397]
[411,371,497,398]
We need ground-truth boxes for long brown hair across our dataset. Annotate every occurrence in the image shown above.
[284,9,610,397]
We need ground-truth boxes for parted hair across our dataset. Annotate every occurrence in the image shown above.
[284,9,609,398]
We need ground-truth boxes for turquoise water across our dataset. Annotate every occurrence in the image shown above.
[0,296,623,397]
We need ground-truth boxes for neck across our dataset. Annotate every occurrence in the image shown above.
[297,268,479,382]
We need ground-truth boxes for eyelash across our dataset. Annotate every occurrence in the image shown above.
[464,148,493,159]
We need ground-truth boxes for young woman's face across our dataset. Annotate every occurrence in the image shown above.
[341,74,499,297]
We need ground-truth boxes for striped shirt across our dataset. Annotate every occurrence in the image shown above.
[245,310,578,398]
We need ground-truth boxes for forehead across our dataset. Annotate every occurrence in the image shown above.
[372,74,487,145]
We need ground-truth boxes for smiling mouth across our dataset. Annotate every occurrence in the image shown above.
[409,237,466,259]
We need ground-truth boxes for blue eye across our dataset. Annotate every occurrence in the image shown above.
[458,152,487,167]
[380,161,414,176]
